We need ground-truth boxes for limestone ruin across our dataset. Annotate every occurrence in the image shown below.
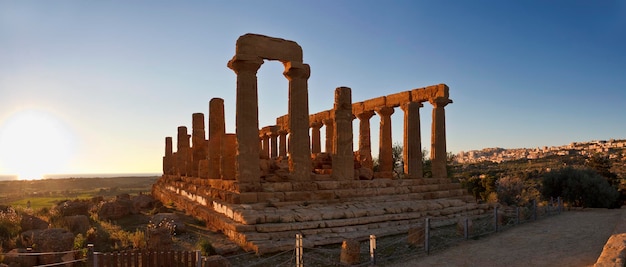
[152,33,489,254]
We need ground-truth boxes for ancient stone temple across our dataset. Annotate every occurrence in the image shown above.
[152,33,486,254]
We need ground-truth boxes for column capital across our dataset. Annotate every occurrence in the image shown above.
[401,101,423,112]
[283,61,311,81]
[356,110,376,120]
[429,97,453,108]
[227,55,264,74]
[278,129,289,135]
[310,121,323,129]
[322,118,334,126]
[375,106,395,117]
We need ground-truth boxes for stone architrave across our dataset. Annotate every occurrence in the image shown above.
[310,121,323,154]
[221,134,237,180]
[332,87,354,180]
[208,98,225,179]
[163,137,173,174]
[283,62,312,180]
[402,102,423,178]
[191,113,206,178]
[176,126,190,176]
[356,110,375,169]
[323,118,334,153]
[375,106,395,178]
[430,97,452,179]
[227,56,263,184]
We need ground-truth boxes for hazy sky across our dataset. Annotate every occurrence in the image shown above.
[1,1,625,178]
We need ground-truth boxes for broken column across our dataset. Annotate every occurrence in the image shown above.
[176,126,190,176]
[163,137,173,175]
[283,62,312,180]
[402,102,423,178]
[228,56,263,185]
[208,98,225,179]
[332,87,354,180]
[430,97,452,178]
[191,113,206,178]
[375,106,395,178]
[356,110,375,169]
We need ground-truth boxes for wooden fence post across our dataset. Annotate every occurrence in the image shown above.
[296,234,303,267]
[370,234,376,265]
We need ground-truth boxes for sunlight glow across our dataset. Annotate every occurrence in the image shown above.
[0,109,76,180]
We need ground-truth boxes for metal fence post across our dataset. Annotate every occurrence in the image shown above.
[93,252,99,267]
[196,251,202,267]
[425,218,430,255]
[295,234,303,267]
[494,206,498,232]
[464,217,469,239]
[533,199,537,221]
[370,234,376,265]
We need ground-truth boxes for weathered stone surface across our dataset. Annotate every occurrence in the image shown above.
[20,228,74,265]
[151,213,186,233]
[132,194,156,210]
[2,249,38,267]
[98,199,137,220]
[60,215,90,234]
[147,227,173,250]
[332,87,354,180]
[54,200,90,216]
[20,214,49,231]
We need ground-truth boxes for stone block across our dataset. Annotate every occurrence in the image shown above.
[386,91,411,107]
[363,96,386,110]
[238,192,258,204]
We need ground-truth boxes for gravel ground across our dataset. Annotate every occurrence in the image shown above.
[388,208,624,267]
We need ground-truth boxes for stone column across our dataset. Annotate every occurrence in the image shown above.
[208,98,225,179]
[332,87,354,180]
[310,121,323,154]
[375,107,395,178]
[270,128,279,158]
[176,126,190,176]
[430,97,452,178]
[221,134,237,180]
[261,133,270,159]
[356,110,375,169]
[278,130,288,158]
[228,56,263,184]
[323,118,334,153]
[402,102,423,178]
[191,113,206,177]
[163,137,173,175]
[283,62,311,180]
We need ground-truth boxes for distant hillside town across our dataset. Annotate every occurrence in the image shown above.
[455,139,626,164]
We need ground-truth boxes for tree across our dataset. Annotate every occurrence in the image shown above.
[586,154,619,186]
[542,167,619,208]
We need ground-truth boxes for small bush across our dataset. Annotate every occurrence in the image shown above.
[542,167,619,208]
[197,238,216,256]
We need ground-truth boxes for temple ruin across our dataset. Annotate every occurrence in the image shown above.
[153,33,487,254]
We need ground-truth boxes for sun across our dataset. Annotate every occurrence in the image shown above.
[0,109,76,180]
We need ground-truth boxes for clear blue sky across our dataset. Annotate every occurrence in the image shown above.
[1,1,625,178]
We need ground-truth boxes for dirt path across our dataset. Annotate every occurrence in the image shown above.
[389,208,624,267]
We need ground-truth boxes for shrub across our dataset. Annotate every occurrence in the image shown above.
[542,167,619,208]
[197,238,216,256]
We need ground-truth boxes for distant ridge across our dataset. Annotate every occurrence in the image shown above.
[0,173,160,181]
